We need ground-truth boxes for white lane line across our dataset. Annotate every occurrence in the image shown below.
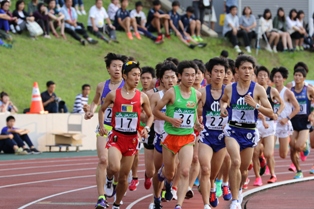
[126,194,153,209]
[248,169,311,178]
[0,158,97,166]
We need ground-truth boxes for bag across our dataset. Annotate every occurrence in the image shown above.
[199,0,211,9]
[304,36,314,48]
[219,13,225,26]
[26,21,43,37]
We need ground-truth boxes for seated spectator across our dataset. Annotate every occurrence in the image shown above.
[28,0,41,16]
[239,6,256,45]
[60,0,98,45]
[114,0,141,40]
[309,13,314,39]
[296,10,307,49]
[33,3,50,38]
[1,0,18,34]
[273,7,293,51]
[0,1,14,43]
[107,0,120,21]
[222,5,251,53]
[41,81,68,113]
[286,9,305,51]
[12,0,35,34]
[73,0,85,15]
[72,84,90,113]
[146,0,170,41]
[0,134,28,154]
[259,9,280,53]
[224,0,238,14]
[1,116,40,154]
[0,92,18,113]
[181,6,204,42]
[47,0,66,39]
[87,0,117,43]
[130,1,161,44]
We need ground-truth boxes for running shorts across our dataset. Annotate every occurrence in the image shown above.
[161,133,195,154]
[291,115,311,131]
[257,120,275,138]
[276,120,293,138]
[199,129,225,152]
[154,133,163,154]
[105,130,139,156]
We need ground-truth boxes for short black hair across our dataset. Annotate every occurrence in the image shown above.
[0,91,8,99]
[242,6,252,16]
[104,52,128,68]
[135,1,142,7]
[256,66,270,77]
[205,57,229,73]
[152,0,160,6]
[263,8,272,20]
[270,67,289,80]
[294,62,308,73]
[229,5,237,11]
[235,55,256,69]
[193,59,205,74]
[289,9,297,20]
[123,61,141,75]
[186,6,194,14]
[37,2,45,12]
[294,68,307,77]
[155,62,163,79]
[159,61,177,79]
[15,0,24,11]
[172,0,180,7]
[6,115,15,122]
[220,50,229,58]
[177,60,197,75]
[141,66,156,78]
[165,57,179,66]
[46,80,55,87]
[297,10,304,20]
[227,59,235,75]
[277,7,285,22]
[82,84,91,90]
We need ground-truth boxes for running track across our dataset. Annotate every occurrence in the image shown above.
[1,150,314,209]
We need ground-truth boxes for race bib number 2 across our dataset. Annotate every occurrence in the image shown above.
[115,112,138,132]
[173,108,195,129]
[104,108,112,123]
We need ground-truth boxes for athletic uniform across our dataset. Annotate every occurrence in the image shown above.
[162,85,197,154]
[105,89,141,156]
[223,82,259,151]
[257,87,276,138]
[275,87,293,138]
[200,85,228,152]
[154,91,166,154]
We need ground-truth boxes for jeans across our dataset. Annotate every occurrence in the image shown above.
[56,0,64,7]
[138,27,156,40]
[73,0,83,6]
[37,19,50,35]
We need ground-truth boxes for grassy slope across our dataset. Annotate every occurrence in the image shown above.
[1,0,314,111]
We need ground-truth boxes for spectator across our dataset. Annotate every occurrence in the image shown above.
[1,116,40,154]
[56,0,64,10]
[203,0,217,31]
[0,1,14,43]
[73,0,86,15]
[0,134,28,155]
[286,9,305,51]
[239,6,256,45]
[146,0,170,41]
[60,0,98,45]
[12,0,35,34]
[33,2,50,38]
[259,8,280,53]
[87,0,117,43]
[191,0,205,25]
[28,0,41,16]
[273,7,293,51]
[41,81,68,113]
[107,0,120,21]
[224,0,237,14]
[0,92,18,113]
[220,49,229,58]
[72,84,90,113]
[1,0,18,34]
[47,0,66,39]
[114,0,141,40]
[296,10,307,49]
[309,12,314,39]
[181,6,205,43]
[223,6,251,53]
[130,1,161,44]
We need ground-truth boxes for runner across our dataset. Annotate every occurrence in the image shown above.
[84,52,127,209]
[290,67,314,179]
[220,55,273,209]
[198,57,230,209]
[153,60,203,209]
[98,61,154,209]
[252,66,285,186]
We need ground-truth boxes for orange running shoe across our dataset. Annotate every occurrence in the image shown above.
[127,32,133,40]
[135,32,141,40]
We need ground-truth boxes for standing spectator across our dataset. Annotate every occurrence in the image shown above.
[296,10,307,49]
[130,1,161,44]
[114,0,141,40]
[87,0,117,43]
[203,0,217,31]
[56,0,64,10]
[239,6,256,45]
[72,84,90,113]
[0,92,18,113]
[0,1,14,42]
[28,0,41,16]
[33,3,50,38]
[181,6,204,42]
[259,9,280,53]
[47,0,66,39]
[224,0,237,14]
[146,0,170,41]
[286,9,305,51]
[12,0,35,34]
[73,0,86,15]
[41,81,68,113]
[60,0,98,45]
[107,0,120,21]
[309,13,314,40]
[273,7,293,51]
[192,0,205,24]
[223,6,251,53]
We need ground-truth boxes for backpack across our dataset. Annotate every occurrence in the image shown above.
[304,36,314,49]
[26,21,43,37]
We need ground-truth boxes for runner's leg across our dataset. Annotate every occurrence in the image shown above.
[263,135,275,176]
[96,135,108,196]
[188,140,200,188]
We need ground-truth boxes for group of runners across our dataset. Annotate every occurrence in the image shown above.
[84,52,314,209]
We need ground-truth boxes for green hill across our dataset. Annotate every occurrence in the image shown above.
[1,0,314,111]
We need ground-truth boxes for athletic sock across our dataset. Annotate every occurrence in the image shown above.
[113,181,118,185]
[297,170,302,173]
[133,177,138,180]
[98,195,105,200]
[222,182,229,187]
[113,203,120,207]
[210,188,216,192]
[215,179,222,183]
[107,176,113,181]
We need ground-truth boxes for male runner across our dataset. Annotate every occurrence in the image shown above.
[153,60,203,209]
[85,52,127,209]
[220,55,273,209]
[252,66,285,186]
[198,57,230,209]
[98,61,154,209]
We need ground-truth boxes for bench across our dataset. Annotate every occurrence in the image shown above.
[46,144,82,152]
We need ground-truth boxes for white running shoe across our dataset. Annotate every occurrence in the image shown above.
[148,202,154,209]
[113,194,123,205]
[112,206,120,209]
[265,44,272,52]
[171,188,178,200]
[76,10,82,15]
[273,46,278,53]
[234,45,241,53]
[245,46,251,53]
[204,204,211,209]
[238,189,243,204]
[230,201,241,209]
[105,177,115,197]
[82,10,86,15]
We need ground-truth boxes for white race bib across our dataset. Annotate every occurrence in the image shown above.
[173,108,195,129]
[205,112,227,130]
[114,112,138,132]
[104,107,112,123]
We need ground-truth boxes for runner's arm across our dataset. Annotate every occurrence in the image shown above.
[220,84,231,117]
[286,89,300,119]
[271,88,285,116]
[256,85,273,118]
[197,88,206,119]
[98,92,114,129]
[149,92,159,120]
[142,93,154,128]
[85,83,102,120]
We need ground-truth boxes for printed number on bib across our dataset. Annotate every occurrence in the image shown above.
[115,112,138,132]
[173,108,195,128]
[299,102,307,115]
[206,115,224,130]
[104,108,112,123]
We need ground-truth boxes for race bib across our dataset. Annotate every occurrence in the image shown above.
[173,108,195,129]
[104,108,112,123]
[114,112,138,132]
[298,101,307,115]
[205,112,227,130]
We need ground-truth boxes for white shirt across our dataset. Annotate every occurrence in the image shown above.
[259,17,272,34]
[130,9,146,25]
[223,13,239,36]
[88,5,108,28]
[108,3,119,20]
[286,16,299,34]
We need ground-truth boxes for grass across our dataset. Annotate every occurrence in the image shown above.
[1,0,314,111]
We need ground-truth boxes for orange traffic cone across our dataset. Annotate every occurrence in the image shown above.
[28,82,47,114]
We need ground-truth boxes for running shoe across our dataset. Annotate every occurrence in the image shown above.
[204,204,211,209]
[23,148,32,154]
[238,189,243,204]
[253,177,263,186]
[293,172,303,179]
[267,176,277,183]
[171,187,178,200]
[112,205,120,209]
[197,43,207,48]
[113,194,123,205]
[144,173,152,190]
[165,181,173,201]
[300,151,307,162]
[302,142,310,161]
[30,148,41,154]
[248,162,253,170]
[135,32,141,40]
[210,191,219,207]
[165,34,171,39]
[230,201,241,209]
[222,186,232,201]
[174,205,182,209]
[194,177,200,186]
[148,202,154,209]
[259,155,267,176]
[185,187,194,199]
[105,177,115,197]
[197,36,204,42]
[215,180,222,197]
[309,166,314,174]
[189,44,197,49]
[288,163,296,172]
[127,32,133,40]
[129,179,139,191]
[95,197,109,209]
[154,197,162,209]
[242,178,250,190]
[192,35,198,42]
[15,148,28,155]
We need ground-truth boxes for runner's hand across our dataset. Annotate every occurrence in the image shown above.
[194,122,204,132]
[84,112,93,120]
[220,107,228,117]
[244,94,256,108]
[141,129,148,139]
[262,120,269,129]
[279,118,288,125]
[98,125,108,136]
[83,104,90,112]
[171,118,183,128]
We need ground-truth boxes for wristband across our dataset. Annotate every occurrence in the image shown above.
[286,116,291,120]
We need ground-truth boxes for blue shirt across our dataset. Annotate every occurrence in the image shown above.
[114,8,130,27]
[225,0,238,7]
[60,6,78,30]
[169,10,181,29]
[181,14,195,31]
[146,8,164,26]
[1,127,15,135]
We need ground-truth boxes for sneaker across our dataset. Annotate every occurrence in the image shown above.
[129,179,139,191]
[165,34,171,39]
[154,197,162,209]
[105,177,115,197]
[222,186,232,201]
[112,205,120,209]
[189,44,197,49]
[267,176,277,183]
[210,191,219,207]
[303,142,310,159]
[310,166,314,174]
[230,201,241,209]
[238,189,243,204]
[148,202,154,209]
[185,187,194,199]
[242,178,250,190]
[128,171,132,184]
[248,162,253,170]
[215,180,222,197]
[234,45,241,53]
[144,173,152,190]
[82,10,86,15]
[259,155,267,176]
[245,46,251,53]
[265,44,272,52]
[288,163,296,172]
[165,181,173,201]
[16,25,21,32]
[95,197,109,209]
[194,178,200,186]
[127,32,133,40]
[273,46,278,53]
[80,39,86,46]
[265,166,270,175]
[197,36,204,42]
[135,32,141,40]
[293,171,303,179]
[23,148,32,154]
[15,148,28,155]
[198,43,207,48]
[204,204,211,209]
[253,177,263,186]
[171,187,178,200]
[76,10,82,15]
[88,39,98,45]
[113,194,123,205]
[295,46,300,51]
[30,148,41,154]
[192,35,198,42]
[300,46,304,51]
[154,37,164,44]
[10,25,16,34]
[174,205,182,209]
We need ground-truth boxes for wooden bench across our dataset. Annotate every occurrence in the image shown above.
[46,144,82,152]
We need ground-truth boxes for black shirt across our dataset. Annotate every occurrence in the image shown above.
[41,91,58,113]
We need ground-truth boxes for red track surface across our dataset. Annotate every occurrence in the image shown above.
[1,150,314,209]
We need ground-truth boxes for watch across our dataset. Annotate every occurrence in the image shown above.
[144,126,151,133]
[255,103,261,109]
